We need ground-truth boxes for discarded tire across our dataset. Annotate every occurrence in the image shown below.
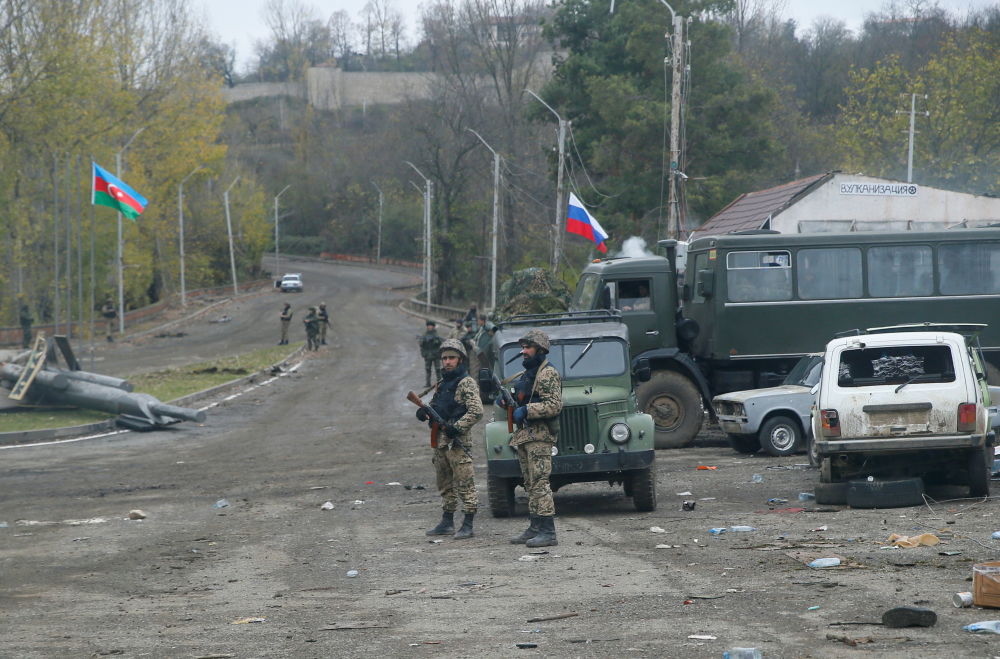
[846,477,925,509]
[814,481,849,505]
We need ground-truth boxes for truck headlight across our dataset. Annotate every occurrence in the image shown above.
[609,423,631,444]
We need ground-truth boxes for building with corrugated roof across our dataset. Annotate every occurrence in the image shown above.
[692,172,1000,237]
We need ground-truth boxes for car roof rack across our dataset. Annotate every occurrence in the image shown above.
[497,309,622,329]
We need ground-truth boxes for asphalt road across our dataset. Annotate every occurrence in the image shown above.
[3,258,1000,658]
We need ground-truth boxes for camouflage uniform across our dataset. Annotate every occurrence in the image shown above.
[18,303,33,349]
[318,303,330,345]
[279,303,292,345]
[418,323,443,386]
[303,307,320,350]
[100,298,117,342]
[420,338,483,539]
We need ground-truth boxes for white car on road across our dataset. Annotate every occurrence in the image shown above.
[280,273,303,293]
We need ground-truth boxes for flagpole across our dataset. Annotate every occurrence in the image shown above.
[224,176,241,296]
[178,165,203,308]
[115,127,145,336]
[465,128,501,313]
[525,89,568,274]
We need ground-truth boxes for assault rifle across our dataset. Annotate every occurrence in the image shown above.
[492,372,518,433]
[406,390,446,448]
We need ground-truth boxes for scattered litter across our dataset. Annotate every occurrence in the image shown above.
[687,634,716,640]
[386,482,402,486]
[72,537,89,542]
[365,481,375,485]
[799,492,816,501]
[429,539,443,544]
[320,621,388,630]
[729,526,756,532]
[963,621,1000,634]
[515,643,538,649]
[518,555,539,562]
[676,491,693,496]
[209,315,231,323]
[519,629,543,633]
[309,486,327,490]
[231,617,265,624]
[767,498,788,505]
[128,510,147,520]
[699,497,716,501]
[939,551,962,556]
[811,525,828,532]
[385,589,409,596]
[886,532,939,548]
[826,633,874,646]
[0,521,7,528]
[882,606,936,628]
[696,465,718,470]
[346,570,359,578]
[992,531,1000,540]
[808,557,841,568]
[954,592,974,607]
[650,526,666,533]
[526,612,578,623]
[750,474,763,483]
[352,500,365,505]
[320,502,335,510]
[655,544,680,549]
[723,649,762,659]
[404,484,426,490]
[682,501,696,511]
[688,595,724,600]
[807,606,821,611]
[682,599,695,605]
[709,528,726,535]
[213,499,230,509]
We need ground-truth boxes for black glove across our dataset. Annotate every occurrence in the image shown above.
[444,424,461,439]
[416,407,429,422]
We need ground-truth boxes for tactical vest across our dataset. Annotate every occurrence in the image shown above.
[431,367,469,424]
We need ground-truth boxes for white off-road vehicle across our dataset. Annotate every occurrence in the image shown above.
[811,324,994,505]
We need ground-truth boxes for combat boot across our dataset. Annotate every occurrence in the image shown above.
[453,512,475,539]
[510,515,540,544]
[526,516,557,547]
[426,511,455,536]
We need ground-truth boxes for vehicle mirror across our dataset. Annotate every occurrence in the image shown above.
[635,358,652,382]
[695,269,714,298]
[478,368,495,394]
[810,383,820,396]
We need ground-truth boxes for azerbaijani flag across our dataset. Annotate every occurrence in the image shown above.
[566,192,608,253]
[92,162,148,220]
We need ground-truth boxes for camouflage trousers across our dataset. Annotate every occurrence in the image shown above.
[433,443,478,514]
[424,358,441,385]
[516,441,555,517]
[319,322,328,344]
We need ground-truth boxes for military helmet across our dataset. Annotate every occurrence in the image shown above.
[319,302,326,308]
[309,306,317,311]
[439,338,467,360]
[519,329,551,353]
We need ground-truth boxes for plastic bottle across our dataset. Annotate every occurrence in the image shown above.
[346,570,360,578]
[751,474,764,483]
[963,620,1000,634]
[808,557,841,568]
[729,525,756,532]
[991,531,1000,540]
[798,492,815,502]
[709,527,727,535]
[723,648,763,659]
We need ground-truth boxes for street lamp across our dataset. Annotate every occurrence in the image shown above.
[371,181,383,265]
[115,126,145,334]
[525,89,568,273]
[466,128,501,313]
[223,176,241,296]
[274,184,291,277]
[178,165,203,308]
[404,161,433,311]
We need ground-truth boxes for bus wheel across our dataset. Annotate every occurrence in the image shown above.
[637,370,703,449]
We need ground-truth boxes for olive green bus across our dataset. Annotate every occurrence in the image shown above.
[685,228,1000,391]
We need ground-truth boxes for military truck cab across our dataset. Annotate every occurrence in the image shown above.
[479,311,656,517]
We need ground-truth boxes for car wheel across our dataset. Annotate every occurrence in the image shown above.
[814,481,849,505]
[635,371,703,449]
[846,477,925,509]
[487,474,516,518]
[758,415,803,457]
[806,435,820,468]
[727,433,761,454]
[968,446,991,498]
[629,468,657,512]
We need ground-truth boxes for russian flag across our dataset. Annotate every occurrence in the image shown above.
[566,192,608,253]
[92,162,148,221]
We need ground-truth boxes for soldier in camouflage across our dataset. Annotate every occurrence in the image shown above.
[418,320,442,386]
[416,338,483,539]
[499,329,563,547]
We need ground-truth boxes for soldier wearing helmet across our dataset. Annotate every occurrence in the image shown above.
[18,297,33,349]
[303,306,320,351]
[317,302,331,345]
[416,337,483,539]
[278,302,293,345]
[497,328,562,547]
[418,320,442,386]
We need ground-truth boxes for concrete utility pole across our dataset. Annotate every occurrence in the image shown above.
[405,161,433,311]
[896,93,929,183]
[115,126,145,334]
[371,181,383,264]
[178,165,203,308]
[526,89,567,273]
[223,176,241,296]
[274,184,291,277]
[466,128,501,312]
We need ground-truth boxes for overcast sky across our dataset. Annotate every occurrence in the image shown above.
[195,0,999,71]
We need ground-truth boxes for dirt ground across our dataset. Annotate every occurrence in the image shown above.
[3,258,1000,658]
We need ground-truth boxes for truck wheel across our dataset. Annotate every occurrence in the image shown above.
[637,371,703,449]
[758,415,803,457]
[630,468,657,512]
[487,474,516,518]
[968,446,991,498]
[727,433,761,454]
[846,477,924,509]
[814,482,848,505]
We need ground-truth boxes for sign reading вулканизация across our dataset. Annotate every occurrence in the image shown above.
[839,182,918,196]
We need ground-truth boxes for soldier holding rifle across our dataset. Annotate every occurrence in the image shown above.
[409,339,483,539]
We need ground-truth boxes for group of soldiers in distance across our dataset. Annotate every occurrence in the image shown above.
[415,306,563,547]
[278,302,330,350]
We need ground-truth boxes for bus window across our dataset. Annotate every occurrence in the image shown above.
[726,250,792,302]
[868,245,933,297]
[939,243,1000,295]
[797,248,862,300]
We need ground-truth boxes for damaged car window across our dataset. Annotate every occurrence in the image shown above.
[836,345,956,387]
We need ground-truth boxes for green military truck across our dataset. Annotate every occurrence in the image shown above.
[571,228,1000,449]
[478,311,656,516]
